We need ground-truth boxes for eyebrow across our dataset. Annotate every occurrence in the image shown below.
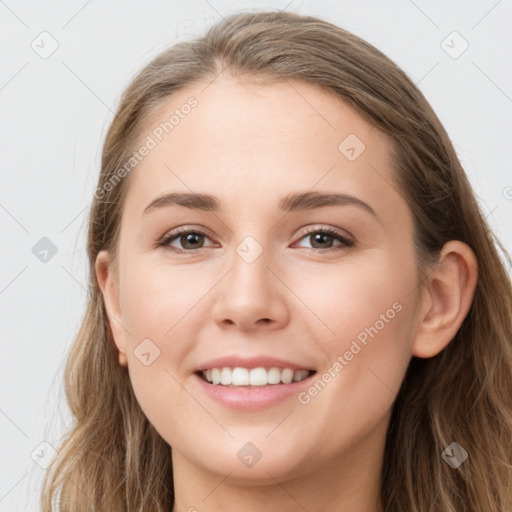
[143,191,377,217]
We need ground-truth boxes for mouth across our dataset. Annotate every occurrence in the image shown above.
[195,367,317,387]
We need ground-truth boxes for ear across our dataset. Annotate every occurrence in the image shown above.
[95,250,128,367]
[412,240,478,358]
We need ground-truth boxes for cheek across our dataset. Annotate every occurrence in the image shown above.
[117,258,214,441]
[301,250,416,412]
[296,291,414,463]
[302,251,414,348]
[119,255,210,343]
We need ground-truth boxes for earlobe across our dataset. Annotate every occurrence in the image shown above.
[412,240,478,358]
[95,250,128,367]
[118,351,128,367]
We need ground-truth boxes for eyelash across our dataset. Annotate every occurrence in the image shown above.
[157,225,354,254]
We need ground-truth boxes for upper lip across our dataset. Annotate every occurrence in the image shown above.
[195,355,316,372]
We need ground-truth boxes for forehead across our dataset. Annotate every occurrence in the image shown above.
[122,73,401,221]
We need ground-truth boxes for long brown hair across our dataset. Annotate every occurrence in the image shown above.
[41,10,512,511]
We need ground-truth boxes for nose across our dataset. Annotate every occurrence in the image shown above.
[211,240,290,332]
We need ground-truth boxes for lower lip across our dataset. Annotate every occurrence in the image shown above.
[192,372,316,410]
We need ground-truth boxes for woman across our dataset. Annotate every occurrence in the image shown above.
[41,10,512,511]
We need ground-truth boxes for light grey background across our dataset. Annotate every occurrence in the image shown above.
[1,0,511,509]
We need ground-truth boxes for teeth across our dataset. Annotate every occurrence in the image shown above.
[281,368,294,384]
[220,367,232,385]
[232,367,249,385]
[211,368,221,385]
[201,367,311,386]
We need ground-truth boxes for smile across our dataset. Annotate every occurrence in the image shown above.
[199,367,313,386]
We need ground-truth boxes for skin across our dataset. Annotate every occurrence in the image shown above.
[95,73,478,512]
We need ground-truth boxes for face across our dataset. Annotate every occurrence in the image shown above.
[98,73,423,484]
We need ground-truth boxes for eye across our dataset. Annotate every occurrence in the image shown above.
[158,226,216,253]
[294,226,354,252]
